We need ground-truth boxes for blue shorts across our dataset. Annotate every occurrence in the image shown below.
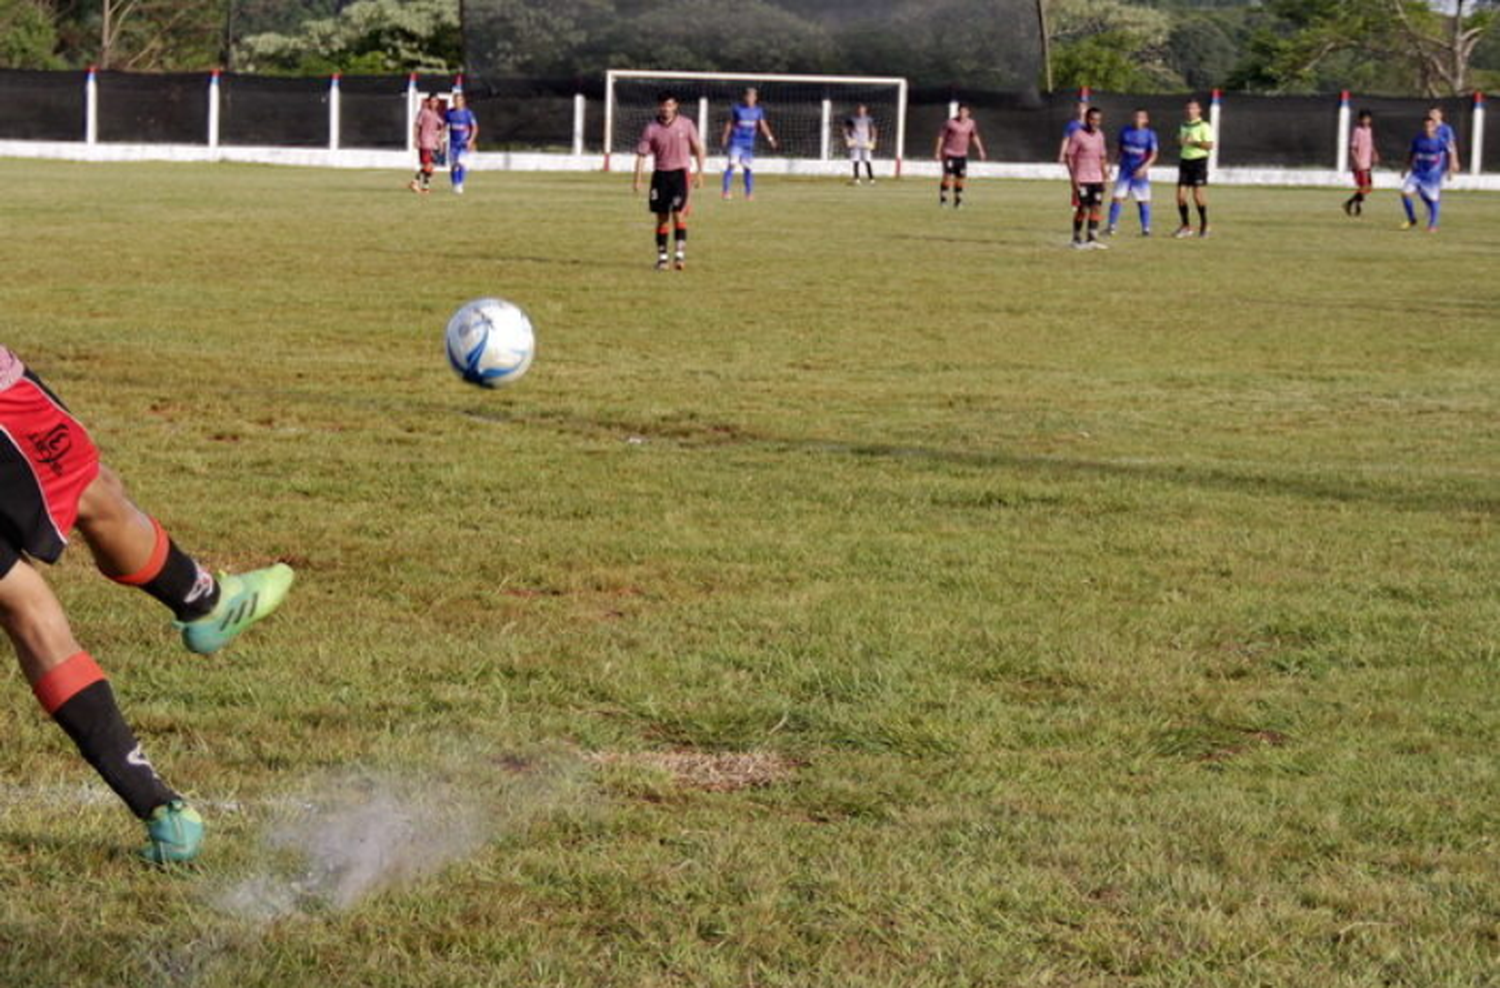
[726,144,755,166]
[1112,173,1151,201]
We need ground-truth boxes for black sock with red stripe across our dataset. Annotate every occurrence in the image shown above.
[35,653,178,819]
[108,519,218,621]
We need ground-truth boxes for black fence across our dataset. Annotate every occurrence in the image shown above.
[0,69,1490,173]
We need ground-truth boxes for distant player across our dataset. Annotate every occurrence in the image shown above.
[1056,100,1088,164]
[409,95,445,195]
[445,93,478,195]
[1065,106,1111,249]
[1401,116,1455,233]
[1343,109,1378,217]
[721,88,777,200]
[1428,106,1460,176]
[1058,100,1088,209]
[935,104,987,209]
[635,91,706,270]
[1174,98,1214,238]
[844,104,878,185]
[0,346,294,864]
[1106,108,1158,236]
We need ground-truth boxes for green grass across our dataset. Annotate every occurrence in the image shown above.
[0,161,1497,987]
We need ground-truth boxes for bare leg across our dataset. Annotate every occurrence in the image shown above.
[74,464,156,580]
[0,559,179,819]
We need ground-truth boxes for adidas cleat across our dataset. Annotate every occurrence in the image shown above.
[179,563,295,656]
[141,800,203,865]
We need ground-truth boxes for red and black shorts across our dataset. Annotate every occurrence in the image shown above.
[943,156,968,179]
[0,368,101,578]
[419,147,437,171]
[1353,168,1373,193]
[1076,183,1105,209]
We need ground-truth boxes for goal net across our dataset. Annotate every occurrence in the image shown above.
[605,70,908,174]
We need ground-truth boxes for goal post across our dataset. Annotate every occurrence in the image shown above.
[604,69,909,177]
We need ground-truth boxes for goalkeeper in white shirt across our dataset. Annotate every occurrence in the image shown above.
[843,105,878,185]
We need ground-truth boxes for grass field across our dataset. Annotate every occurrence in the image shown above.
[0,161,1496,987]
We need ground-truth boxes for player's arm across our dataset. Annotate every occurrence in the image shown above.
[691,134,707,188]
[870,123,878,150]
[720,118,733,149]
[467,117,479,152]
[973,129,987,161]
[1144,137,1158,173]
[1057,134,1070,164]
[760,119,778,149]
[1448,144,1460,175]
[632,144,648,194]
[1194,127,1215,152]
[934,131,945,160]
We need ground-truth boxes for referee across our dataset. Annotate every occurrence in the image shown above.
[1174,98,1215,239]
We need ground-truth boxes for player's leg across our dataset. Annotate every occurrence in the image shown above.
[672,208,689,269]
[75,466,293,656]
[742,156,755,199]
[722,152,736,198]
[1086,188,1105,246]
[953,160,966,208]
[1194,185,1210,237]
[451,149,466,193]
[1107,177,1127,235]
[939,161,950,205]
[0,557,202,862]
[1422,186,1440,231]
[654,210,671,270]
[1175,180,1193,237]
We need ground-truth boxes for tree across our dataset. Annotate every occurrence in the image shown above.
[1166,14,1239,90]
[1241,0,1497,96]
[235,0,459,74]
[96,0,225,70]
[0,0,62,68]
[1048,0,1181,90]
[463,0,609,76]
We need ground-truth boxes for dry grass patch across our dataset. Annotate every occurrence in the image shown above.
[589,750,799,793]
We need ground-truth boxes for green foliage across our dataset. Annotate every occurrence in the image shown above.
[1050,0,1184,90]
[235,0,460,75]
[0,0,61,68]
[1166,14,1240,89]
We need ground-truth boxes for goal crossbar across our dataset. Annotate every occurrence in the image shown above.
[604,69,909,176]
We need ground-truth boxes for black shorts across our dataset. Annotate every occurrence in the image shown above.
[943,156,968,178]
[649,169,690,215]
[1076,183,1104,208]
[1178,158,1209,187]
[0,367,101,579]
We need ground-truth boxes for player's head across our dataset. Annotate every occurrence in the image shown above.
[1185,99,1202,120]
[1423,116,1438,136]
[1428,106,1445,123]
[452,93,466,109]
[1357,109,1373,126]
[1075,101,1088,120]
[956,103,971,120]
[657,91,679,120]
[1133,108,1149,128]
[856,103,868,115]
[1084,106,1102,130]
[743,88,759,106]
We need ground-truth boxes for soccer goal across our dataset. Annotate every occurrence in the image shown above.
[604,70,909,176]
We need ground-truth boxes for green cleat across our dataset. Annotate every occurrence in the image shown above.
[178,563,295,656]
[141,800,204,865]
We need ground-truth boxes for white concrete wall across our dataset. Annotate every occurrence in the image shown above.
[2,140,1497,190]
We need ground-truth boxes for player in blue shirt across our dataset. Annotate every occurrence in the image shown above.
[720,88,778,200]
[445,93,479,195]
[1106,109,1159,236]
[1428,106,1459,174]
[1401,117,1456,232]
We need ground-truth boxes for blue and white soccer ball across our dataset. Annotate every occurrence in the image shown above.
[444,297,536,389]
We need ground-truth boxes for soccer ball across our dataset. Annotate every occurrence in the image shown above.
[443,297,536,389]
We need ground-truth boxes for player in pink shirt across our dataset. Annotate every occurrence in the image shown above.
[1065,106,1112,249]
[633,91,707,271]
[409,96,446,194]
[1343,110,1379,217]
[933,104,987,209]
